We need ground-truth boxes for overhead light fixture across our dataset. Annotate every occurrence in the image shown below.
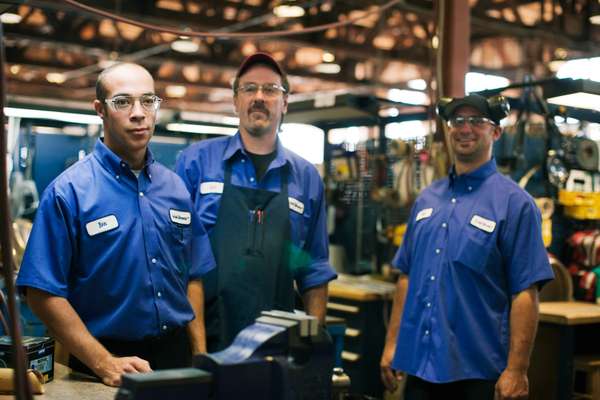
[0,13,22,24]
[314,63,341,74]
[4,107,102,125]
[407,79,427,91]
[165,85,187,98]
[544,78,600,111]
[322,52,335,63]
[387,88,428,105]
[171,39,199,53]
[166,123,237,136]
[591,15,600,25]
[46,72,66,84]
[179,111,239,126]
[273,4,305,18]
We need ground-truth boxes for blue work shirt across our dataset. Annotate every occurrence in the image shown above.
[391,158,553,383]
[175,132,337,292]
[17,139,215,340]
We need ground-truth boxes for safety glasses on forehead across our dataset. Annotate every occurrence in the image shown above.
[447,116,496,128]
[105,94,162,112]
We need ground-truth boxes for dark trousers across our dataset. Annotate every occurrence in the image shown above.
[69,327,191,378]
[405,374,496,400]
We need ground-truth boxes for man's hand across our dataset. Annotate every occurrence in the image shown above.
[94,355,152,387]
[380,343,403,392]
[494,368,529,400]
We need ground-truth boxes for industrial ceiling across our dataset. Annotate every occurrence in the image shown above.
[2,0,600,116]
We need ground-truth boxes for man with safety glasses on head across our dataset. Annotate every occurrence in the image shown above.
[176,53,337,352]
[17,63,215,386]
[380,94,554,400]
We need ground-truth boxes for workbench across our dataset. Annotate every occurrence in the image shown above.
[0,363,116,400]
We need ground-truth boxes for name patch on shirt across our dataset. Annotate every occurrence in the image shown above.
[200,181,224,194]
[288,197,305,214]
[470,215,496,233]
[85,215,118,237]
[169,209,191,226]
[415,208,433,222]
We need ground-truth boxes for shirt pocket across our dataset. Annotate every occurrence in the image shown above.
[452,225,495,275]
[289,210,310,250]
[169,224,193,276]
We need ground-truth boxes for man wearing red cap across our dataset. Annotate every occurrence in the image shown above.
[176,53,337,351]
[380,94,553,399]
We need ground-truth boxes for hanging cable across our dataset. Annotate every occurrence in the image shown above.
[63,0,403,39]
[0,21,34,400]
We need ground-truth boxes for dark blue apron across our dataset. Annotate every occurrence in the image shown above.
[204,158,295,352]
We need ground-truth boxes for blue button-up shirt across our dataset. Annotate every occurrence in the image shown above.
[17,139,215,340]
[175,132,336,292]
[391,158,553,383]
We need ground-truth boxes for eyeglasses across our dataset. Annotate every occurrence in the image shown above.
[104,95,163,113]
[448,116,496,128]
[236,83,287,98]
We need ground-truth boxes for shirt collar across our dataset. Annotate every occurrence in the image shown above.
[223,131,290,169]
[93,138,155,180]
[448,157,497,186]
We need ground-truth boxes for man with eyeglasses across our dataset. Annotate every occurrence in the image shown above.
[380,94,553,400]
[17,63,215,386]
[176,53,337,352]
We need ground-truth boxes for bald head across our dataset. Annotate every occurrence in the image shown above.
[96,63,153,102]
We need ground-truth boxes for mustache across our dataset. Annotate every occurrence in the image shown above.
[248,101,269,116]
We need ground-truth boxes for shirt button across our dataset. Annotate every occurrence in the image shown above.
[151,258,157,264]
[430,275,435,281]
[435,248,440,254]
[162,325,168,331]
[425,330,430,336]
[442,222,447,228]
[451,198,456,203]
[250,177,255,182]
[426,302,432,308]
[115,175,120,180]
[468,186,473,191]
[139,192,144,197]
[120,162,126,167]
[157,291,162,298]
[149,174,152,178]
[241,159,246,163]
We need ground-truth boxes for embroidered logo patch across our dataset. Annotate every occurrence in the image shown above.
[415,208,433,222]
[169,209,191,226]
[200,181,224,194]
[288,197,305,214]
[470,215,496,233]
[85,215,118,236]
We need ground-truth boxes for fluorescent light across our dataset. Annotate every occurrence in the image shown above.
[322,52,335,63]
[0,13,22,24]
[165,85,187,98]
[407,79,427,91]
[547,93,600,111]
[314,63,341,74]
[171,39,199,53]
[166,123,237,135]
[273,5,305,18]
[590,15,600,25]
[466,72,510,93]
[179,111,239,125]
[387,89,428,105]
[46,72,67,84]
[4,107,102,124]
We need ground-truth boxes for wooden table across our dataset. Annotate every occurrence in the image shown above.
[530,302,600,400]
[0,363,117,400]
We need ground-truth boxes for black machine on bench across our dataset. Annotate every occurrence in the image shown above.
[115,310,335,400]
